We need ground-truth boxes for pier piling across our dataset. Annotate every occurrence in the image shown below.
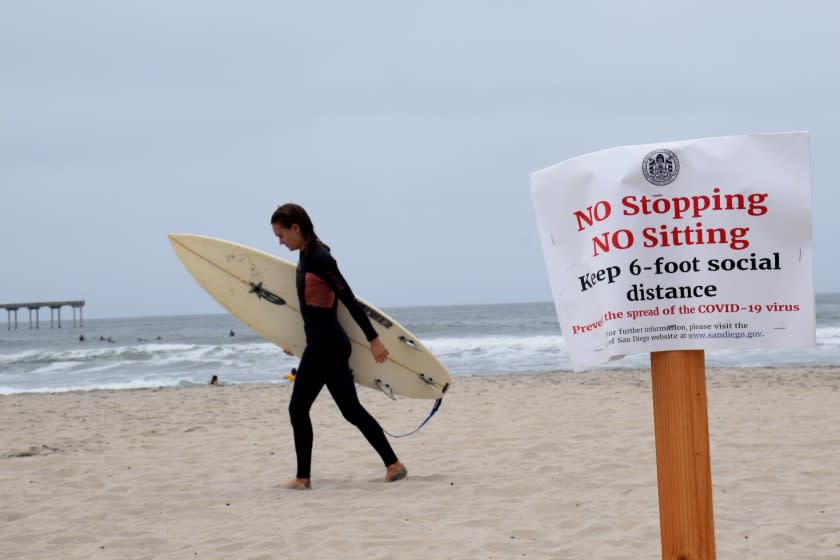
[1,300,85,330]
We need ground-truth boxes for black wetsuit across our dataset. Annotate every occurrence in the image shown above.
[289,242,397,479]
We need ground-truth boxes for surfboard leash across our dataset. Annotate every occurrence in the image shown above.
[383,397,443,438]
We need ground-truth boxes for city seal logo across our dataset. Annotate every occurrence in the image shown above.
[642,149,680,186]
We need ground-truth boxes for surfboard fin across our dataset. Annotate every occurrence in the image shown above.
[399,336,420,351]
[375,379,397,400]
[418,373,436,386]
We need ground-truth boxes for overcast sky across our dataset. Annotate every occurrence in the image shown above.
[2,1,838,318]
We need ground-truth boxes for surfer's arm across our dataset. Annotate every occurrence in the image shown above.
[314,259,389,364]
[310,253,380,342]
[326,270,389,364]
[326,270,380,341]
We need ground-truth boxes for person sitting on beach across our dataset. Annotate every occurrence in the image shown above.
[271,203,407,490]
[209,375,223,386]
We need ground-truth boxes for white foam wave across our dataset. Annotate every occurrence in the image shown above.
[0,341,283,367]
[0,376,280,396]
[426,334,567,354]
[816,326,840,346]
[424,334,571,375]
[1,325,838,394]
[0,341,296,393]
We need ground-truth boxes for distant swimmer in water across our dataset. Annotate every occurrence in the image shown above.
[229,329,235,337]
[79,334,85,342]
[209,375,223,386]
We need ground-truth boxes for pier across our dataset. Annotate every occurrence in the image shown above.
[1,300,85,330]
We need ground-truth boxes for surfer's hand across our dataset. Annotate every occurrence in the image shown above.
[370,338,389,364]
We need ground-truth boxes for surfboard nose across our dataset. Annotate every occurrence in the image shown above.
[168,233,208,252]
[168,233,191,244]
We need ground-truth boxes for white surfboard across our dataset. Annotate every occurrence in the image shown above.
[168,234,452,400]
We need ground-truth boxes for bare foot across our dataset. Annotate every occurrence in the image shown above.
[280,478,311,490]
[384,461,407,482]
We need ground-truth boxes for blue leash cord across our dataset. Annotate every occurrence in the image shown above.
[383,398,443,438]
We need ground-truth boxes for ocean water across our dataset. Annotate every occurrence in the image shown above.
[1,295,838,394]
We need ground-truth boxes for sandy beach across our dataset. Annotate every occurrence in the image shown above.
[1,367,838,559]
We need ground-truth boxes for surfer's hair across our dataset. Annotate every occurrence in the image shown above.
[271,203,326,250]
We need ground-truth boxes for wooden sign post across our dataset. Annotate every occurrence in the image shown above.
[650,349,716,560]
[531,132,814,558]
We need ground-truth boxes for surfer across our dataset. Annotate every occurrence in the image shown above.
[271,203,407,489]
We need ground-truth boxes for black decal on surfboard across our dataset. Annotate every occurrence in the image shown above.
[248,282,286,306]
[358,302,393,328]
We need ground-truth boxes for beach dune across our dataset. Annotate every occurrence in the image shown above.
[1,367,838,559]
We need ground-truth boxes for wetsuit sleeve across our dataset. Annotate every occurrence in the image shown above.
[312,253,380,342]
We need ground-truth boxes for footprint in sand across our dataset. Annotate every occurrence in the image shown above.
[3,445,62,459]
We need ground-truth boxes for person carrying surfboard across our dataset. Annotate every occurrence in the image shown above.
[271,203,407,489]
